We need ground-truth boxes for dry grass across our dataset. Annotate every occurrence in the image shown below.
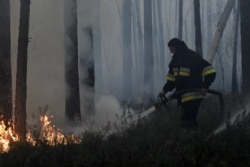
[1,94,250,167]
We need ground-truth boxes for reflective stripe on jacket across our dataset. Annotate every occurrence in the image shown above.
[181,92,203,103]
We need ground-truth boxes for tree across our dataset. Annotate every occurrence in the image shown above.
[240,0,250,98]
[14,0,31,141]
[232,0,240,93]
[132,0,144,98]
[206,1,213,52]
[194,0,203,56]
[122,0,132,100]
[143,0,154,101]
[206,0,235,63]
[92,0,102,96]
[153,0,166,90]
[80,26,94,87]
[80,26,95,117]
[64,0,81,123]
[0,0,12,127]
[178,0,183,39]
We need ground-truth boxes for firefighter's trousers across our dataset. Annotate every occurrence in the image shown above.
[180,99,203,129]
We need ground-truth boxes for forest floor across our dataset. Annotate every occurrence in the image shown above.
[1,94,250,167]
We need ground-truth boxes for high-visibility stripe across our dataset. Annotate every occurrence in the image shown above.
[203,66,216,76]
[181,92,203,103]
[203,68,216,76]
[173,67,190,76]
[179,71,189,76]
[166,74,175,81]
[179,67,190,76]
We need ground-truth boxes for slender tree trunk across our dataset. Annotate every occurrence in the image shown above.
[64,0,81,123]
[154,0,166,90]
[80,27,94,87]
[0,0,12,126]
[92,0,102,95]
[15,0,30,141]
[122,0,132,100]
[80,26,95,117]
[206,1,212,53]
[207,0,235,63]
[133,0,144,97]
[175,0,178,36]
[194,0,203,57]
[143,0,154,101]
[240,0,250,98]
[232,0,240,93]
[178,0,183,39]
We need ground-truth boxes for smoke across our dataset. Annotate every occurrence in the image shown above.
[25,0,65,126]
[9,0,243,136]
[61,94,123,136]
[92,95,123,128]
[24,0,125,133]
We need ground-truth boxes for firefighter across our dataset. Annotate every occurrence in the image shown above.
[159,38,216,129]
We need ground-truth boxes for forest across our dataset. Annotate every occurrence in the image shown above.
[1,0,250,166]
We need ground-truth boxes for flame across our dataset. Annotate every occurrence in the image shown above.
[27,113,82,146]
[0,112,82,153]
[0,120,19,153]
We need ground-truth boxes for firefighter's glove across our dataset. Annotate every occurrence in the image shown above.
[159,90,166,97]
[201,88,208,96]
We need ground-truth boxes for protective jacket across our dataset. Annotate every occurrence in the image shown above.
[163,41,216,103]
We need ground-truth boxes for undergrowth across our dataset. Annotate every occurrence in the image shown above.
[1,94,250,167]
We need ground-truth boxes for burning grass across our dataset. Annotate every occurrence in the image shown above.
[26,111,82,146]
[0,120,19,153]
[1,94,250,166]
[0,109,82,153]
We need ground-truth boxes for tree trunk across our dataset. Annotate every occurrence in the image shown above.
[154,0,166,91]
[206,0,235,63]
[178,0,183,39]
[92,0,102,95]
[132,0,144,97]
[79,26,95,118]
[64,0,81,123]
[143,0,154,101]
[122,0,132,100]
[240,0,250,98]
[232,1,240,93]
[0,0,12,126]
[206,0,213,52]
[15,0,30,141]
[194,0,203,57]
[80,27,94,87]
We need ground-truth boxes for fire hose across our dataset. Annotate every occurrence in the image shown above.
[137,88,224,120]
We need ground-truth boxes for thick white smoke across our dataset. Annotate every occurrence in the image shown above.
[10,0,242,135]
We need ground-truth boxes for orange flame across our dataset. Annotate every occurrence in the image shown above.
[0,112,81,153]
[0,120,19,153]
[27,113,82,146]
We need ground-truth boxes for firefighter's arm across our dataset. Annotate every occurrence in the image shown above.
[160,69,176,96]
[202,64,216,89]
